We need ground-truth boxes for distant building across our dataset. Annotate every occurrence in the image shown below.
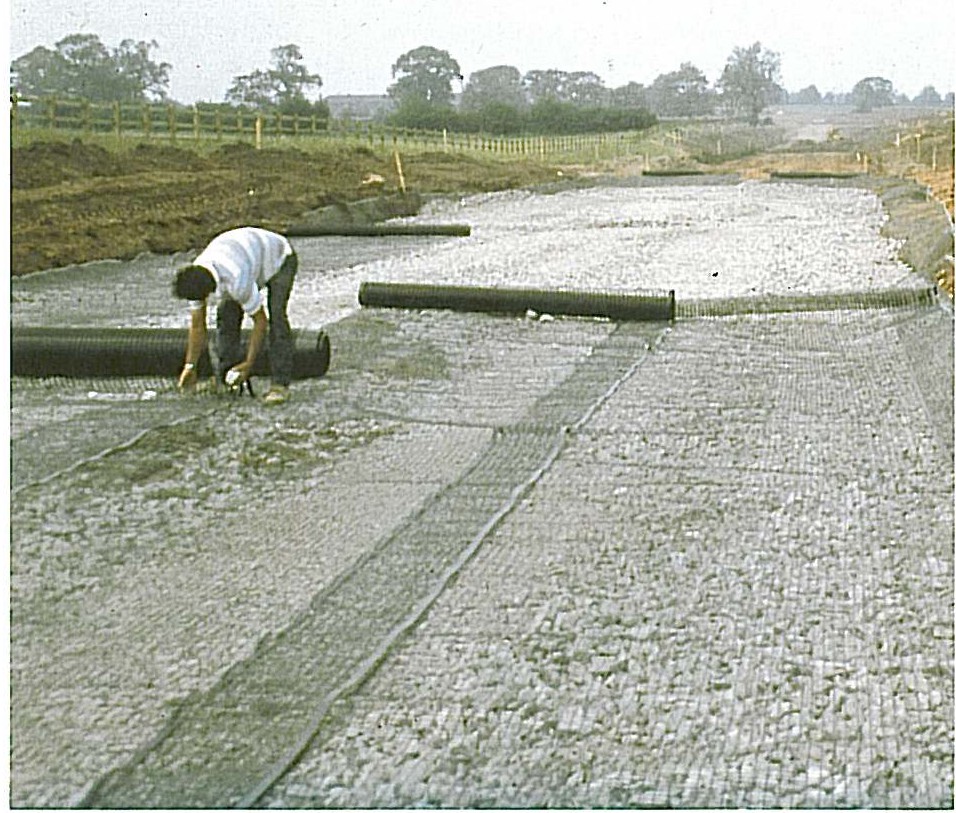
[325,94,395,121]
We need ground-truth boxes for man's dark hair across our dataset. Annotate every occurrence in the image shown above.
[173,265,216,301]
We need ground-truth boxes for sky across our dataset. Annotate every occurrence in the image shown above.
[5,0,956,103]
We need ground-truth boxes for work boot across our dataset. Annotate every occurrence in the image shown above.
[263,385,290,405]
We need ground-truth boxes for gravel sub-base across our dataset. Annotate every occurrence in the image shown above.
[9,310,618,807]
[9,180,953,807]
[262,307,953,810]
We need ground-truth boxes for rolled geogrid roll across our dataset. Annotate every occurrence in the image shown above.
[11,327,331,379]
[284,223,471,237]
[677,287,938,318]
[358,281,675,321]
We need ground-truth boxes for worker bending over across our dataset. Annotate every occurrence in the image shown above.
[173,226,297,405]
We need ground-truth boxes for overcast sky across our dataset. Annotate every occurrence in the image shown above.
[6,0,956,103]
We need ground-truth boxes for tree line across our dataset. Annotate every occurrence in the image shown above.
[10,35,953,137]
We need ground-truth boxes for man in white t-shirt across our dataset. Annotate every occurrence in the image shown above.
[173,226,297,404]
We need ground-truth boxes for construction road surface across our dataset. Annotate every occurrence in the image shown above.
[10,179,955,808]
[10,296,953,808]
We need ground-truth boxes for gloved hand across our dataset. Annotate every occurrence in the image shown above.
[225,366,255,396]
[178,364,198,391]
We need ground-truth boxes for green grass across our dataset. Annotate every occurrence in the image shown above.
[10,119,741,168]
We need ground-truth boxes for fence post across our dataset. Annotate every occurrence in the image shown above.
[215,109,222,140]
[113,101,121,139]
[83,99,93,135]
[193,105,200,140]
[255,115,263,149]
[141,104,151,137]
[10,95,17,137]
[394,149,407,194]
[46,97,57,130]
[167,104,176,140]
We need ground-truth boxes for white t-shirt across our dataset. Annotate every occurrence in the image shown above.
[189,227,293,315]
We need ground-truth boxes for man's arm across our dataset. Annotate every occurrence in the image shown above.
[226,307,267,384]
[178,305,208,389]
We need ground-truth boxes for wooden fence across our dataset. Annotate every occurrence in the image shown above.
[9,96,651,160]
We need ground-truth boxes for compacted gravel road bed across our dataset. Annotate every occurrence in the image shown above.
[259,306,953,810]
[9,180,953,807]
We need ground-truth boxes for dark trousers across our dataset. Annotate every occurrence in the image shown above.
[216,251,298,386]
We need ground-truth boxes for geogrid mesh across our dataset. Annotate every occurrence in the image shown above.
[677,286,938,318]
[76,321,666,809]
[10,176,953,808]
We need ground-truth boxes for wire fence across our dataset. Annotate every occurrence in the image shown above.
[9,96,660,160]
[10,96,951,182]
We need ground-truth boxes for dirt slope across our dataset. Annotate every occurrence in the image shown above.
[10,140,561,275]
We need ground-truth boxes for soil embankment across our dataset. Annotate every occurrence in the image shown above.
[10,140,561,276]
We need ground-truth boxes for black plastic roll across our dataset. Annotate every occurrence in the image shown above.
[284,223,471,237]
[11,327,331,379]
[768,171,863,180]
[358,281,675,322]
[641,169,706,177]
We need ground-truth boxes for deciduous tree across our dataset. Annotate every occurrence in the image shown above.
[648,62,713,117]
[11,33,170,101]
[460,65,526,111]
[523,69,570,103]
[719,42,782,124]
[609,81,649,109]
[10,46,64,98]
[226,44,323,111]
[268,44,322,104]
[850,76,894,112]
[113,39,170,101]
[225,69,276,108]
[523,69,607,106]
[912,85,943,106]
[790,84,822,105]
[388,46,462,108]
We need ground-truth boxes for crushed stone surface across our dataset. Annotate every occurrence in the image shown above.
[11,181,926,333]
[262,308,953,809]
[9,182,953,808]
